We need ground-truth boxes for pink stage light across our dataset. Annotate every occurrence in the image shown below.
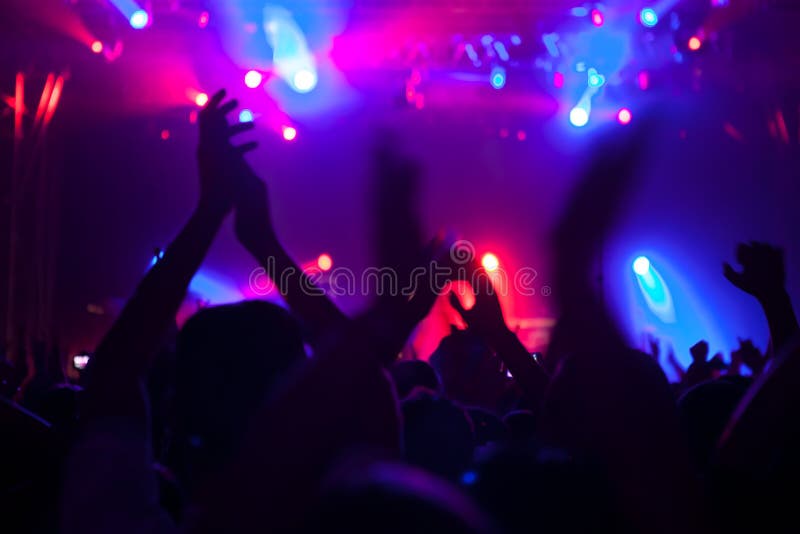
[282,126,297,141]
[317,254,333,271]
[688,36,702,51]
[195,93,209,107]
[553,71,564,88]
[91,41,103,54]
[591,9,604,27]
[198,11,210,29]
[617,108,632,125]
[637,71,650,90]
[244,70,263,89]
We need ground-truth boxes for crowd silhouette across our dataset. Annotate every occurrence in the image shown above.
[2,89,799,533]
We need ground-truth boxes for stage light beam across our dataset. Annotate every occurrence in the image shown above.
[263,6,318,94]
[633,257,675,323]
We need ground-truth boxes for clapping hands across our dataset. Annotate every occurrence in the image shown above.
[196,89,257,218]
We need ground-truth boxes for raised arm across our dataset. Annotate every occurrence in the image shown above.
[84,90,253,423]
[724,242,798,358]
[189,140,453,533]
[233,167,348,344]
[449,265,549,409]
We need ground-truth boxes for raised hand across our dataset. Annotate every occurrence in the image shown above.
[229,115,347,343]
[450,261,549,407]
[647,333,661,361]
[723,242,786,300]
[449,263,508,344]
[233,161,279,257]
[690,340,709,363]
[724,242,797,356]
[732,338,766,375]
[197,89,256,217]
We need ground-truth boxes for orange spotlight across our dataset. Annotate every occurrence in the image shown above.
[91,40,103,54]
[481,253,499,272]
[688,36,702,51]
[317,254,333,271]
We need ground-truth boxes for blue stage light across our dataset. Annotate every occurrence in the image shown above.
[239,109,254,123]
[640,8,658,27]
[292,69,317,93]
[633,257,675,323]
[129,9,149,29]
[569,106,589,127]
[587,68,605,88]
[633,256,650,275]
[490,66,506,89]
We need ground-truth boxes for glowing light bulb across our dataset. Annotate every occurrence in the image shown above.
[195,93,209,107]
[617,108,632,125]
[688,36,702,51]
[90,40,103,54]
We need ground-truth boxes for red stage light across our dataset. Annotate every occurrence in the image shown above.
[160,129,170,140]
[317,254,333,271]
[482,253,500,272]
